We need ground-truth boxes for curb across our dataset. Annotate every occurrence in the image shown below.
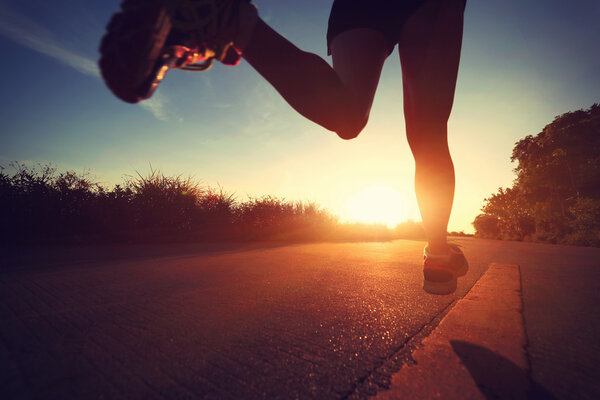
[375,263,528,399]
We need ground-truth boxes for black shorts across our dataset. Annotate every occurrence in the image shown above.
[326,0,427,55]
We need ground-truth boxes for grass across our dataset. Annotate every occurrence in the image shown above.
[0,162,426,245]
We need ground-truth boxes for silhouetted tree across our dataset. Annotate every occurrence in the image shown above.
[473,104,600,246]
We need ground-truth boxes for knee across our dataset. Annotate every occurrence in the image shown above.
[336,127,360,140]
[334,116,367,140]
[405,121,450,161]
[404,99,451,134]
[408,137,451,164]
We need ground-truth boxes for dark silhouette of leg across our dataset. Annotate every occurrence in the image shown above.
[241,17,390,139]
[239,0,465,255]
[399,0,465,254]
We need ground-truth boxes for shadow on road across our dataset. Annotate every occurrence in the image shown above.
[450,340,556,400]
[1,241,295,272]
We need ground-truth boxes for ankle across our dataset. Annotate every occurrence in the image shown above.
[234,2,259,53]
[426,242,449,256]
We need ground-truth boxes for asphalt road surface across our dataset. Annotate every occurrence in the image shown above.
[1,238,598,399]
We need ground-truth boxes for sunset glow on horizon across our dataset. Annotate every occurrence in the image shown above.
[1,0,598,234]
[341,185,412,228]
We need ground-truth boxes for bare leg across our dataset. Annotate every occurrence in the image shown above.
[399,0,465,254]
[241,17,389,139]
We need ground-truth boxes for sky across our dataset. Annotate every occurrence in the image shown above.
[0,0,598,232]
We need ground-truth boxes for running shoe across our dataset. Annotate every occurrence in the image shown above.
[99,0,249,103]
[423,244,468,295]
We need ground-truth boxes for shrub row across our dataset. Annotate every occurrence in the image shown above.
[1,163,425,245]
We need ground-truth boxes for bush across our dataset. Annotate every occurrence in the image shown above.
[1,163,429,245]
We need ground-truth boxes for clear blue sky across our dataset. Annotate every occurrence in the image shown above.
[1,0,598,231]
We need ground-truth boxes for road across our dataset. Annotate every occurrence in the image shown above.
[1,238,598,399]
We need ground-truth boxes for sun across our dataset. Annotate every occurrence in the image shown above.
[342,185,410,228]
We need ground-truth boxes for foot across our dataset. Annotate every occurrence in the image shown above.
[423,244,468,295]
[98,0,256,103]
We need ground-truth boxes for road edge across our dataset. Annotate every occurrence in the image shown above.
[374,263,528,399]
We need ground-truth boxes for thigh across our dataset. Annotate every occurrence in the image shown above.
[330,28,390,123]
[399,0,466,127]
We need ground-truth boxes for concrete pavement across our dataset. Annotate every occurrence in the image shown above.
[1,238,599,399]
[373,239,600,400]
[488,240,600,400]
[376,263,529,399]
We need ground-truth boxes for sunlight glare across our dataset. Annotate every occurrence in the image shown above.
[342,185,409,228]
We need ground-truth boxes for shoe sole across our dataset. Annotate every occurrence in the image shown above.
[423,278,458,295]
[423,262,468,295]
[99,1,173,103]
[99,0,242,103]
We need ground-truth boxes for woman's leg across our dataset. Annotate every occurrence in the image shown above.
[241,16,390,139]
[398,0,465,254]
